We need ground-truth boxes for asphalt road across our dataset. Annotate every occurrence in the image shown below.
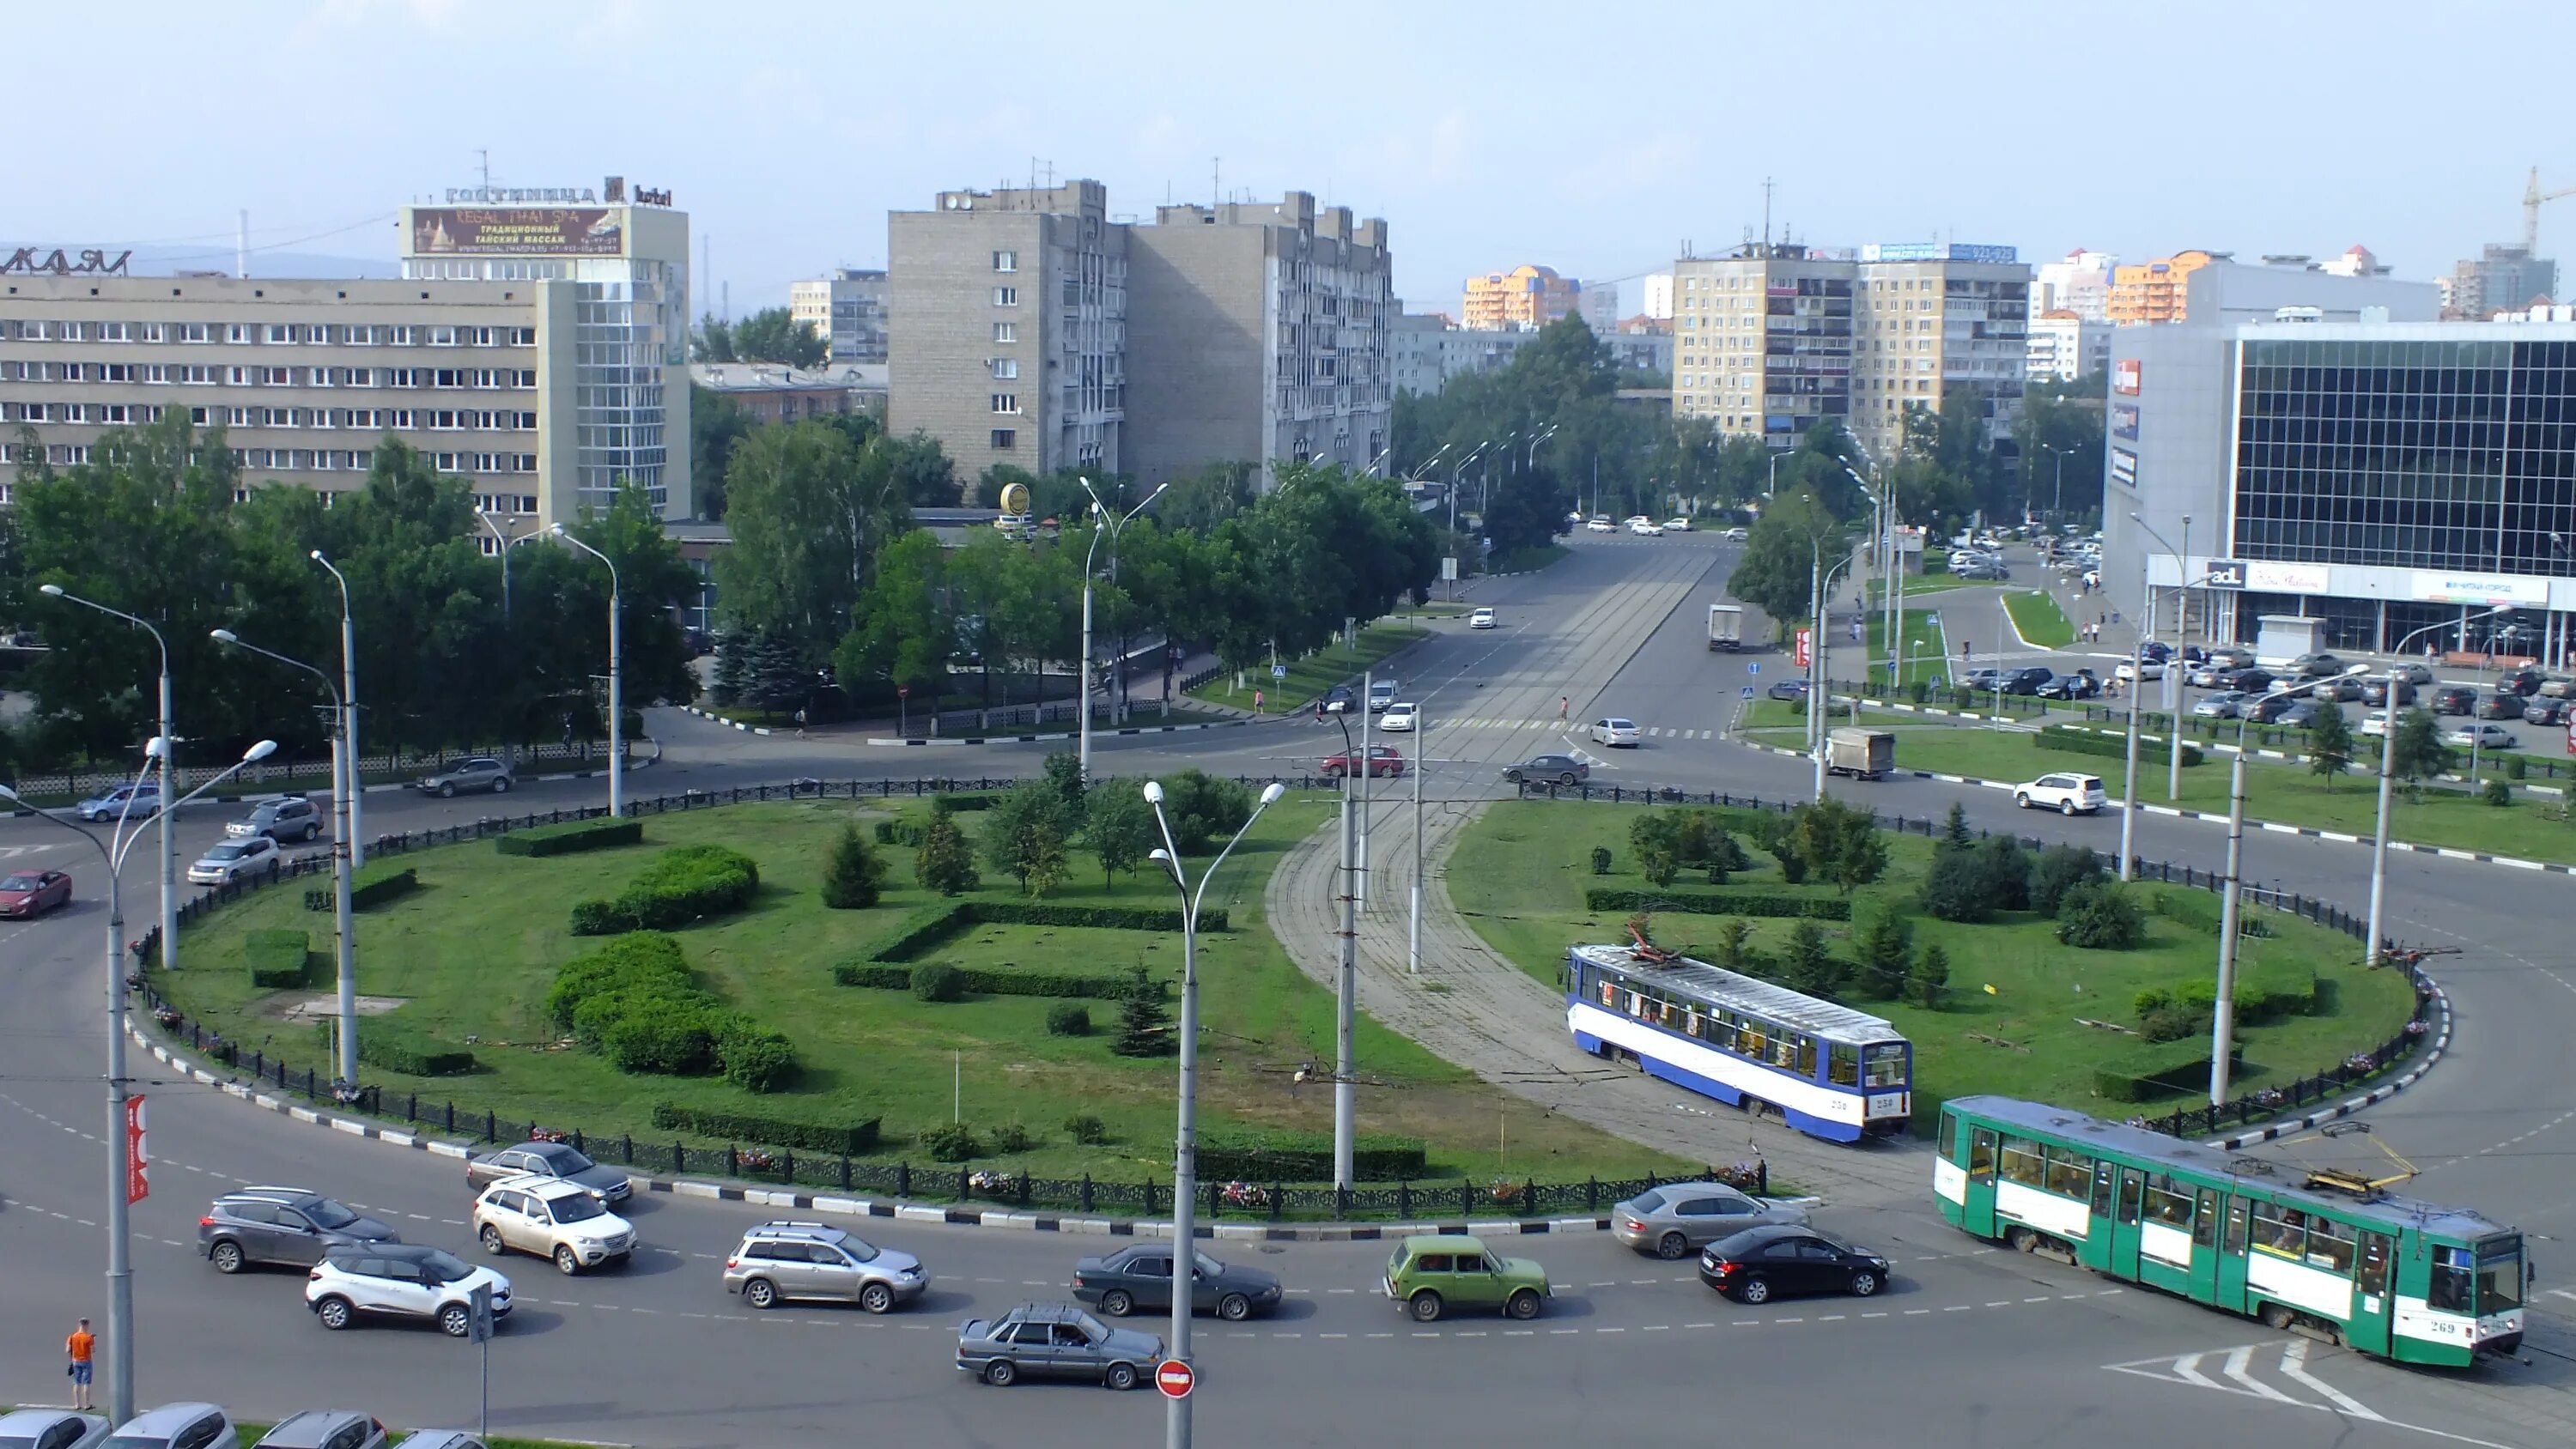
[2,530,2570,1446]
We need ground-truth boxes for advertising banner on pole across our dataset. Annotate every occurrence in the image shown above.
[1794,629,1813,669]
[125,1095,148,1203]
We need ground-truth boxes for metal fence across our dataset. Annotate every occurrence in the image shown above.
[137,772,2439,1203]
[19,737,624,801]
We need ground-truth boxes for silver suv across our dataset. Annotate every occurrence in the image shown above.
[199,1185,398,1272]
[722,1219,927,1313]
[251,1412,387,1449]
[415,756,513,797]
[228,796,322,843]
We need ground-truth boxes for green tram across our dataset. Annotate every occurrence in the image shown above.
[1935,1097,2528,1365]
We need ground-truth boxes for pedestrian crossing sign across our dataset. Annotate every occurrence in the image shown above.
[1741,686,1755,700]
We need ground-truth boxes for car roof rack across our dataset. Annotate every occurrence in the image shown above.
[229,1184,317,1199]
[748,1219,844,1237]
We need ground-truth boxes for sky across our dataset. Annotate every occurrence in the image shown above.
[14,0,2576,318]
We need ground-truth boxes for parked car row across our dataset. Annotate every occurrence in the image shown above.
[0,1405,484,1449]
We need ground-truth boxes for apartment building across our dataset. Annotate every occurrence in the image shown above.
[1669,243,1855,448]
[1848,243,2032,460]
[789,267,890,362]
[888,180,1127,484]
[2027,310,2107,384]
[1124,193,1393,485]
[2033,249,2115,322]
[2,192,691,526]
[1640,273,1674,321]
[1462,264,1580,330]
[2445,243,2557,320]
[2108,250,2218,324]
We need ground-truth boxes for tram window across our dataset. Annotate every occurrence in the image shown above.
[2428,1246,2472,1313]
[2356,1234,2391,1296]
[1795,1037,1817,1077]
[2142,1182,2193,1228]
[2252,1206,2308,1259]
[2225,1203,2249,1255]
[1999,1138,2046,1187]
[2192,1191,2221,1247]
[1830,1044,1860,1086]
[1969,1129,1996,1179]
[2305,1219,2355,1275]
[1936,1113,1956,1158]
[1767,1035,1795,1070]
[2476,1240,2524,1313]
[1864,1045,1907,1088]
[2044,1148,2093,1199]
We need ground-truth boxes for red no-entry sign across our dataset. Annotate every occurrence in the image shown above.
[1155,1359,1195,1399]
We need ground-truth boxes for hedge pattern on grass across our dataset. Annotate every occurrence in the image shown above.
[319,1021,477,1076]
[650,1102,879,1155]
[546,931,799,1090]
[304,864,418,912]
[831,961,1144,1001]
[850,898,1230,969]
[1196,1128,1426,1182]
[245,928,313,988]
[2038,724,2203,767]
[495,817,643,858]
[2148,888,2271,939]
[2093,1041,2242,1103]
[1583,888,1850,921]
[570,843,760,935]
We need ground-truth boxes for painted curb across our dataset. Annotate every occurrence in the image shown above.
[125,1021,1722,1238]
[866,720,1246,748]
[2202,985,2453,1152]
[1734,739,2576,876]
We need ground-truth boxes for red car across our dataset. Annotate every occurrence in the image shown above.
[0,869,71,919]
[1321,744,1406,779]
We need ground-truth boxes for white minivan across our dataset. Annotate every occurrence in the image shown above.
[1368,679,1399,712]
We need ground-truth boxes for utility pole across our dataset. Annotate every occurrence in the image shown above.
[1334,755,1358,1189]
[1407,706,1425,977]
[1357,672,1372,911]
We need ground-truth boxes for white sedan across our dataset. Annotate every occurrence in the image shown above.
[1664,517,1692,532]
[1627,518,1662,537]
[1589,718,1642,748]
[186,836,281,886]
[2114,658,2166,682]
[1722,527,1749,541]
[2446,722,2517,749]
[1585,517,1615,534]
[1468,607,1497,630]
[2361,711,2391,738]
[1378,701,1418,733]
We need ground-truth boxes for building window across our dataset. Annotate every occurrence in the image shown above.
[990,394,1018,415]
[990,428,1017,450]
[993,287,1018,307]
[990,358,1018,380]
[993,321,1017,343]
[993,250,1018,273]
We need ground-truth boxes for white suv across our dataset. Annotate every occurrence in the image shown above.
[2014,772,2107,815]
[473,1175,636,1275]
[307,1242,510,1337]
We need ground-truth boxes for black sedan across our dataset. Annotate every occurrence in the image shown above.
[2475,693,2525,721]
[1071,1245,1283,1322]
[2268,700,2322,729]
[2033,670,2099,700]
[1698,1223,1891,1305]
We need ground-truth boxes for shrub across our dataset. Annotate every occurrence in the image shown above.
[915,809,980,895]
[993,1122,1034,1153]
[1110,963,1174,1057]
[2506,754,2527,780]
[496,817,641,858]
[2483,778,2513,807]
[1905,943,1952,1009]
[334,1022,477,1076]
[1045,1002,1092,1036]
[1583,888,1850,920]
[932,792,997,813]
[874,819,926,848]
[911,962,967,1003]
[982,778,1072,897]
[547,932,693,1031]
[246,928,313,988]
[2093,1040,2242,1103]
[2239,958,2318,1020]
[821,823,887,909]
[832,963,914,990]
[2038,724,2202,767]
[305,863,419,912]
[2148,888,2269,938]
[570,843,761,935]
[1974,837,2031,912]
[587,993,720,1074]
[716,1016,799,1093]
[1714,919,1754,969]
[1159,769,1253,855]
[650,1102,880,1155]
[1194,1128,1426,1181]
[2138,1003,2212,1044]
[2132,986,2173,1016]
[1064,1113,1108,1145]
[920,1122,983,1161]
[2027,844,2105,916]
[1917,846,1990,923]
[1589,846,1613,876]
[2057,879,2146,949]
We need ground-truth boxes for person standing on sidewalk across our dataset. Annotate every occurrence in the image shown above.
[1253,688,1264,718]
[65,1319,94,1410]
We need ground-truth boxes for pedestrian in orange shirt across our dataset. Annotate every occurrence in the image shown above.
[65,1318,95,1410]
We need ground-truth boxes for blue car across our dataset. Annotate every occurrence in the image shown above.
[1766,679,1812,702]
[76,782,162,822]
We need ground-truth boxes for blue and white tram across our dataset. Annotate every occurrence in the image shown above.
[1565,942,1913,1143]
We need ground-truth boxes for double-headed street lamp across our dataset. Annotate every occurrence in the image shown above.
[36,585,179,976]
[1139,778,1287,1449]
[2115,563,2229,882]
[0,734,277,1426]
[2037,440,2076,520]
[1316,702,1369,1188]
[550,525,623,819]
[212,630,360,1088]
[1076,477,1167,782]
[1808,536,1861,800]
[310,551,363,867]
[2366,610,2509,973]
[2208,667,2368,1103]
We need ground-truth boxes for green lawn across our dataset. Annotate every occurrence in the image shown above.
[162,798,1691,1187]
[1187,619,1431,711]
[1857,607,1953,688]
[1443,802,2418,1123]
[1869,570,1984,599]
[2003,589,2076,649]
[1745,723,2576,864]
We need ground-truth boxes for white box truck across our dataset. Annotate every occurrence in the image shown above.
[1707,603,1746,652]
[1825,727,1895,780]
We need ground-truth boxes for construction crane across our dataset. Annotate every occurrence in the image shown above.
[2523,166,2576,252]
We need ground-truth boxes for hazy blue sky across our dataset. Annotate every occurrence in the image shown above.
[15,0,2576,317]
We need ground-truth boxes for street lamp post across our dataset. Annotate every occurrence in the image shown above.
[1140,779,1287,1449]
[2365,612,2507,971]
[2211,668,2367,1103]
[1321,706,1363,1187]
[551,526,623,818]
[1076,478,1167,781]
[37,585,179,977]
[311,551,363,868]
[1809,538,1859,800]
[472,508,522,624]
[212,630,360,1086]
[0,735,277,1426]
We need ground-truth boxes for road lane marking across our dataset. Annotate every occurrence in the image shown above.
[2280,1339,2381,1421]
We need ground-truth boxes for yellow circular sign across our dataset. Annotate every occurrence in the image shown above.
[999,482,1030,516]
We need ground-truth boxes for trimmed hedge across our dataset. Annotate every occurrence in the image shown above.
[852,899,1228,967]
[319,1021,477,1076]
[306,863,418,912]
[1583,888,1851,921]
[496,817,643,858]
[570,843,760,935]
[1195,1128,1427,1182]
[2148,888,2270,939]
[546,931,693,1031]
[246,928,313,988]
[546,931,798,1087]
[874,820,927,847]
[650,1102,880,1155]
[831,961,1139,1001]
[2038,724,2203,767]
[933,793,996,813]
[2093,1040,2244,1103]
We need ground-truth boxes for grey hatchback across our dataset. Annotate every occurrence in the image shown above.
[1611,1181,1810,1259]
[200,1185,399,1273]
[1504,754,1589,787]
[957,1302,1163,1389]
